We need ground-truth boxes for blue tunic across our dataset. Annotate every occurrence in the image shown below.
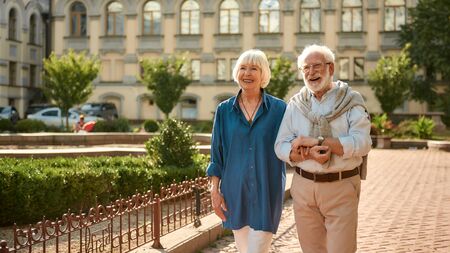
[206,90,286,234]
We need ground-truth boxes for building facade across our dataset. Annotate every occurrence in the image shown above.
[0,0,49,116]
[3,0,427,121]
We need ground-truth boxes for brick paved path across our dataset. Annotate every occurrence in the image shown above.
[201,149,450,252]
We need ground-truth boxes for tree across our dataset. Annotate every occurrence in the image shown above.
[368,47,416,114]
[42,49,100,130]
[398,0,450,102]
[265,57,297,100]
[140,55,191,119]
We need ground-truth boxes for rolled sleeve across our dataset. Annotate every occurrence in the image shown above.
[206,162,222,178]
[275,103,297,166]
[340,106,372,159]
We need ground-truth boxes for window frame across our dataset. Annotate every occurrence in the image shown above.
[9,62,17,86]
[338,57,350,80]
[219,0,239,34]
[70,1,87,36]
[341,0,363,32]
[216,59,227,81]
[8,8,17,40]
[106,1,124,36]
[384,0,406,31]
[353,57,365,80]
[258,0,280,33]
[299,0,321,32]
[142,1,162,35]
[180,0,200,35]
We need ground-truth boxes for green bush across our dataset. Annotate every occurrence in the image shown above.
[411,116,435,139]
[93,118,131,132]
[145,118,198,168]
[392,120,415,138]
[14,119,47,133]
[0,119,14,132]
[143,119,159,132]
[0,155,206,226]
[371,113,394,136]
[185,120,213,133]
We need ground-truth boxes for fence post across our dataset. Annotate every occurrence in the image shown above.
[193,186,202,228]
[152,195,163,249]
[0,240,9,253]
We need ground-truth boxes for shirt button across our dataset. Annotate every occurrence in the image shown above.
[249,147,252,151]
[250,166,254,169]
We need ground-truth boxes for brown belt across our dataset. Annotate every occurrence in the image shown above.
[295,167,359,182]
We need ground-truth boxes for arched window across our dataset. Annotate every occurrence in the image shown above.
[29,14,37,43]
[181,0,199,34]
[8,8,17,40]
[106,1,124,35]
[300,0,320,32]
[384,0,405,31]
[143,1,161,34]
[219,0,239,34]
[259,0,280,33]
[342,0,362,32]
[70,2,87,36]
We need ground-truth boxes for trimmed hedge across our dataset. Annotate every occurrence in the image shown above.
[0,155,207,226]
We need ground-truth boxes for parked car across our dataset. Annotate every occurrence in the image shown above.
[80,102,118,120]
[0,106,20,124]
[27,107,101,127]
[25,103,54,118]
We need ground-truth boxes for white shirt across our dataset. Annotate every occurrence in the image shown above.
[274,82,372,173]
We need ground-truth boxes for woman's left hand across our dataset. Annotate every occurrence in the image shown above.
[211,190,228,221]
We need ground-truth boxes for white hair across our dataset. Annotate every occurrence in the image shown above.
[232,49,271,88]
[297,44,335,68]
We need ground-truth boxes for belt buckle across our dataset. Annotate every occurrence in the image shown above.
[339,171,342,180]
[313,173,317,182]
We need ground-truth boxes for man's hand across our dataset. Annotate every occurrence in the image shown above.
[291,136,319,151]
[308,146,331,164]
[211,189,227,221]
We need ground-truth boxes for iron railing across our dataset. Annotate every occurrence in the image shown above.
[0,177,212,253]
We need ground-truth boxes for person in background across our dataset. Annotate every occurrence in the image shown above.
[73,114,85,132]
[207,49,287,253]
[275,44,371,253]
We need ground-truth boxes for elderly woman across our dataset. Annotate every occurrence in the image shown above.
[206,49,286,253]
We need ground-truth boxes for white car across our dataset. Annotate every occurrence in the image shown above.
[27,107,101,127]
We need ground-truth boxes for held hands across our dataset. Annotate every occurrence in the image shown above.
[290,136,331,164]
[210,189,227,221]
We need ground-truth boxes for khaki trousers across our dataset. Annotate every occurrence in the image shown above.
[290,172,361,253]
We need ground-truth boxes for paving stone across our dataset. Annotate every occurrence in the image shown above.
[200,149,450,253]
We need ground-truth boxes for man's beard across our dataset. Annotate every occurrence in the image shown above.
[304,69,331,93]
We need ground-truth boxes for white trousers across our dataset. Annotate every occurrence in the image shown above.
[232,226,273,253]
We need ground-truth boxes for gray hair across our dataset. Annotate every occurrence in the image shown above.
[297,44,335,68]
[232,49,271,88]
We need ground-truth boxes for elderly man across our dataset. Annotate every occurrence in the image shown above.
[275,44,371,253]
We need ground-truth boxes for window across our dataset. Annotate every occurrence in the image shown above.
[43,109,58,117]
[342,0,362,32]
[30,15,37,44]
[191,60,200,81]
[217,59,226,80]
[354,57,364,80]
[230,58,237,80]
[384,0,405,31]
[180,98,197,119]
[339,58,349,80]
[8,8,17,40]
[9,62,17,86]
[219,0,239,34]
[71,2,87,36]
[300,0,320,32]
[181,0,200,34]
[259,0,280,33]
[30,65,37,87]
[106,2,124,36]
[143,1,161,35]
